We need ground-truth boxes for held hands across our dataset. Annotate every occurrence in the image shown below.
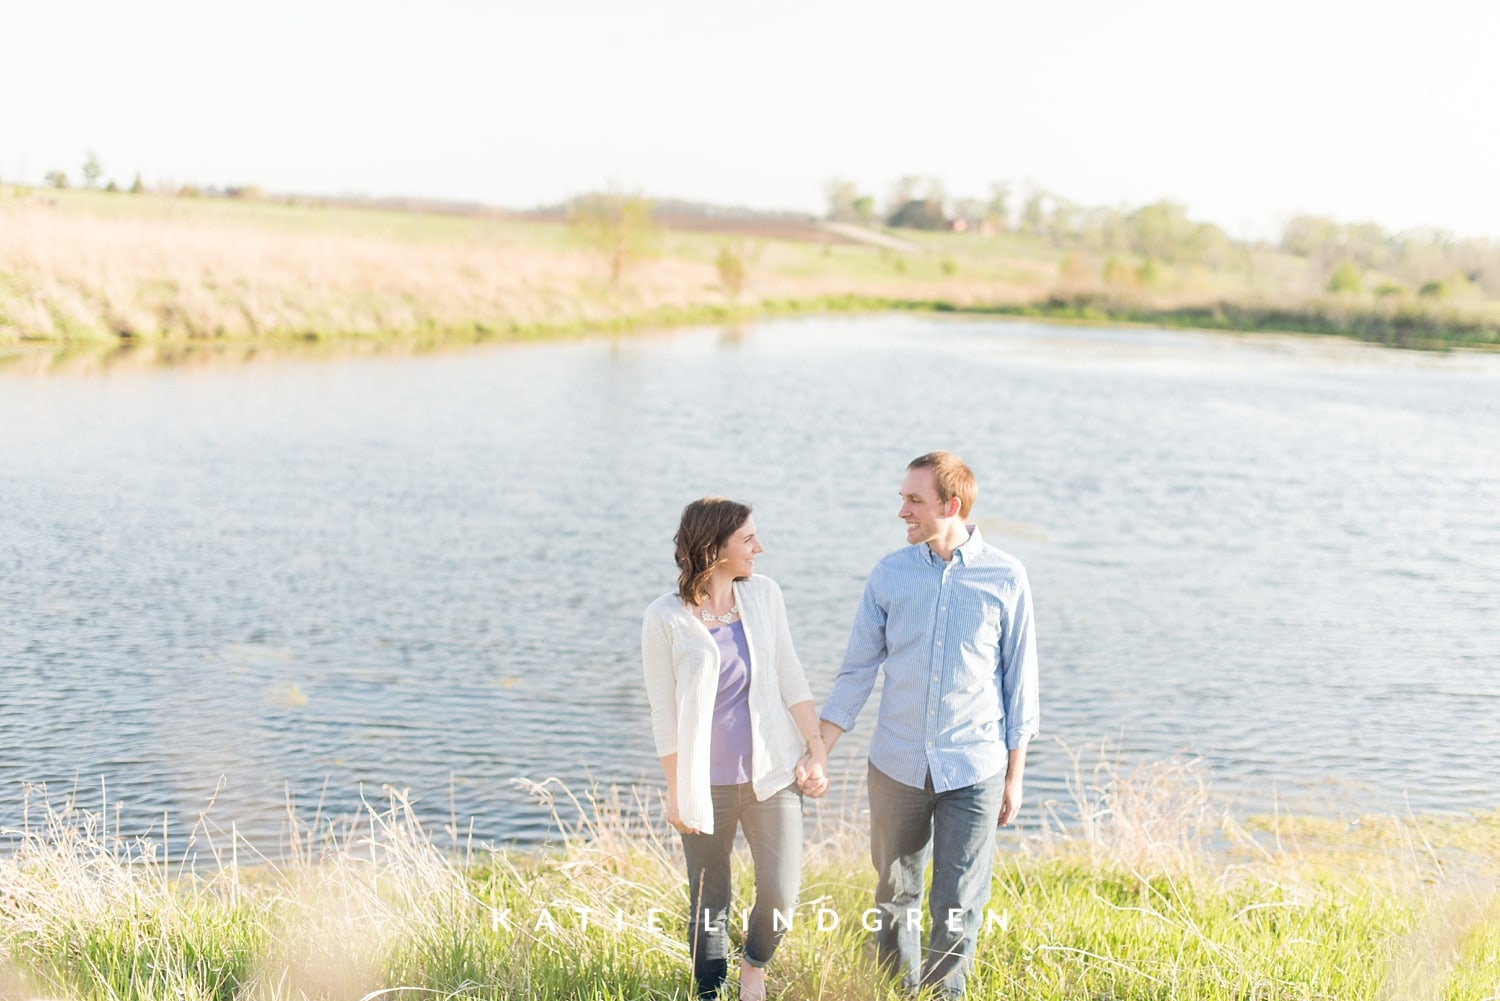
[794,747,829,798]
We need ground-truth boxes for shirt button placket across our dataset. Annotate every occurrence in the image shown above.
[927,568,949,763]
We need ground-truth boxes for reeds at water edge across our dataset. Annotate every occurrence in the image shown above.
[1,747,1498,1000]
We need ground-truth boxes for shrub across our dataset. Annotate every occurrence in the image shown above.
[566,187,659,289]
[1058,252,1097,289]
[1104,257,1139,290]
[887,198,948,230]
[81,152,102,188]
[715,241,760,299]
[1327,262,1363,294]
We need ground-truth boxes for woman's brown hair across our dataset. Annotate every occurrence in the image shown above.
[674,497,753,605]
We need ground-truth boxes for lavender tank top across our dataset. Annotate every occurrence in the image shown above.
[708,619,753,785]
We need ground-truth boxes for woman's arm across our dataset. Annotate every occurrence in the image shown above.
[658,753,699,833]
[644,608,700,832]
[787,700,829,797]
[766,579,813,706]
[641,608,680,757]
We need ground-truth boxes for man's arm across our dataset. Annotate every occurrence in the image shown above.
[797,575,886,794]
[998,571,1040,755]
[998,745,1026,826]
[818,575,888,735]
[997,570,1039,825]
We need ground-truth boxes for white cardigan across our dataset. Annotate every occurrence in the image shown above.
[641,574,814,834]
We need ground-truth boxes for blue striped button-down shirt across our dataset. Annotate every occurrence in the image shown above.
[821,526,1040,792]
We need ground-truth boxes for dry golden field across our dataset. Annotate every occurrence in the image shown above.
[3,187,1496,352]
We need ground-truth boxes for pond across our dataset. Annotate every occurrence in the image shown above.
[2,316,1497,849]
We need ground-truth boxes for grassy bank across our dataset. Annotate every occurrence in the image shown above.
[2,759,1497,1000]
[4,187,1498,354]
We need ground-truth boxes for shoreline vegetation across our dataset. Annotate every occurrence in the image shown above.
[2,758,1497,1000]
[3,186,1498,363]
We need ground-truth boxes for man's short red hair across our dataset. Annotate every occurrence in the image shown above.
[908,451,977,519]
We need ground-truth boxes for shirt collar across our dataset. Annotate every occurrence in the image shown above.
[923,524,983,565]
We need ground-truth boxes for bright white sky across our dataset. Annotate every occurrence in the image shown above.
[5,0,1498,239]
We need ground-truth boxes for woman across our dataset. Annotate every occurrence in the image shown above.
[642,497,829,1000]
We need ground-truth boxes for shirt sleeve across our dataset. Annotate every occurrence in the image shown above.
[820,573,888,733]
[998,571,1040,749]
[641,606,680,756]
[766,579,814,707]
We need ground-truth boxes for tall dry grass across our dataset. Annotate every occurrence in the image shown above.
[0,190,1049,347]
[0,192,737,344]
[6,188,1499,351]
[2,747,1497,1000]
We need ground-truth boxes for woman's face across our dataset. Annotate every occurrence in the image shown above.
[717,516,764,580]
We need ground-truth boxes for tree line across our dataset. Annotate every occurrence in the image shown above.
[825,175,1498,300]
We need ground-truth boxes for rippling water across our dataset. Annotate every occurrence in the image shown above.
[3,317,1498,849]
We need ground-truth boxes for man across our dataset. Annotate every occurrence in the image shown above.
[813,451,1039,997]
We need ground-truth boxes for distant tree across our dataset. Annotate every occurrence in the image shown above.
[1125,201,1194,262]
[1057,251,1097,289]
[886,175,924,218]
[824,177,854,220]
[81,151,102,188]
[1137,258,1162,287]
[824,177,875,223]
[567,186,659,289]
[1047,199,1081,243]
[1343,221,1393,270]
[986,182,1012,231]
[950,197,986,230]
[1282,215,1343,257]
[1122,201,1228,266]
[888,198,948,231]
[129,172,145,194]
[1019,190,1047,236]
[1185,222,1231,268]
[44,169,69,189]
[920,176,947,207]
[1441,271,1479,298]
[104,179,119,193]
[715,240,762,299]
[1104,256,1139,289]
[886,175,945,220]
[1283,215,1393,272]
[1327,262,1363,294]
[1079,207,1130,255]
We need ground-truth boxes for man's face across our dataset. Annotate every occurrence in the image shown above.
[898,467,955,546]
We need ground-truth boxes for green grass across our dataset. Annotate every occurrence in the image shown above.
[3,760,1498,1000]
